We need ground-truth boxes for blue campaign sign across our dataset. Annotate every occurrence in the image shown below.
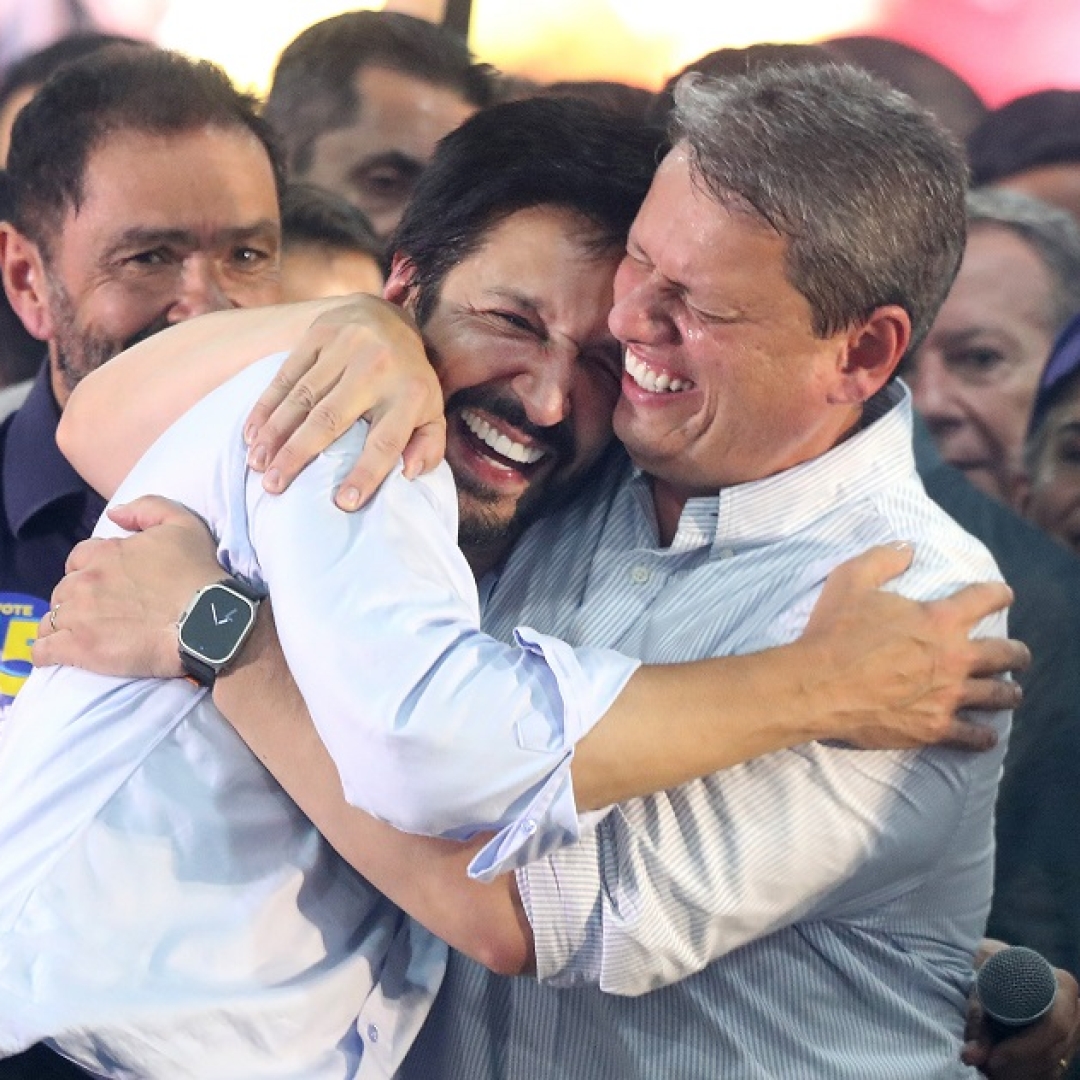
[0,592,50,706]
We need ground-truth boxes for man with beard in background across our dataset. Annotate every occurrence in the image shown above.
[0,44,282,608]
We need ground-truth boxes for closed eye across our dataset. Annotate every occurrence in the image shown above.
[490,309,540,335]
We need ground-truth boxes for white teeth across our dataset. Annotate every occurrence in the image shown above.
[624,352,690,394]
[461,409,546,465]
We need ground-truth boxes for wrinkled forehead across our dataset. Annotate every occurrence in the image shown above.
[349,65,477,155]
[46,127,280,265]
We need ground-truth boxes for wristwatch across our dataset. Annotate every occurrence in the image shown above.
[177,577,262,688]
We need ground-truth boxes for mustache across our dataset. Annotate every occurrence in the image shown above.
[445,385,576,463]
[120,312,175,353]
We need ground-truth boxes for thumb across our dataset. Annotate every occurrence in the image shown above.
[823,541,915,595]
[107,494,192,534]
[803,542,915,638]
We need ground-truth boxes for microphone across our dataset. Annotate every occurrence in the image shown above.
[976,946,1058,1035]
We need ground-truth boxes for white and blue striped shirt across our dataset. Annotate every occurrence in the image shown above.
[401,383,1009,1079]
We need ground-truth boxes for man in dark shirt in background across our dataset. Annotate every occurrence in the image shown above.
[0,45,283,725]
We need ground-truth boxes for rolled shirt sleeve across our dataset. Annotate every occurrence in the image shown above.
[245,418,639,857]
[514,600,1008,996]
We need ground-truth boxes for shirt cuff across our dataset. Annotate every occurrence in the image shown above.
[515,826,606,986]
[466,628,638,882]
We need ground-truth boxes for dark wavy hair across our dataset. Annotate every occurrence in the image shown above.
[392,95,663,325]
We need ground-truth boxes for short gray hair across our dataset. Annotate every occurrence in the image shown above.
[967,187,1080,338]
[669,64,968,354]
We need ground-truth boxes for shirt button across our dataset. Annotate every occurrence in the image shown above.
[717,547,735,560]
[630,565,650,584]
[521,819,537,836]
[367,1024,379,1044]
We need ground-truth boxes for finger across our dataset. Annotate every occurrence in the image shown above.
[252,367,356,471]
[261,390,353,495]
[248,336,369,470]
[401,418,448,481]
[64,536,112,574]
[959,675,1023,713]
[332,410,421,511]
[987,1035,1071,1080]
[32,625,75,667]
[933,718,998,752]
[968,636,1032,679]
[821,542,915,595]
[965,990,986,1043]
[243,339,325,446]
[930,580,1015,629]
[106,494,192,534]
[960,1041,990,1069]
[960,671,1024,712]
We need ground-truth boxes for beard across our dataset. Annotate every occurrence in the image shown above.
[47,278,172,399]
[443,383,591,553]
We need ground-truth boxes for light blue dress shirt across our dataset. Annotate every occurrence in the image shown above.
[0,355,638,1078]
[401,384,1010,1079]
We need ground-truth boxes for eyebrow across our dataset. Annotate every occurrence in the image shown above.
[482,288,619,354]
[933,327,1012,345]
[485,288,542,318]
[102,220,281,261]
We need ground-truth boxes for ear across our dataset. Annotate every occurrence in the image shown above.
[828,305,911,405]
[0,222,54,341]
[382,253,418,307]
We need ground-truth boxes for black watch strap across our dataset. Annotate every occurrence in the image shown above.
[181,650,219,689]
[218,576,262,604]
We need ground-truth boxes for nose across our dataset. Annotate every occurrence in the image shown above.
[510,345,574,430]
[167,255,234,323]
[608,256,671,347]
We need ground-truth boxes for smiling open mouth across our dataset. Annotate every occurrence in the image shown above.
[624,352,693,393]
[460,408,548,468]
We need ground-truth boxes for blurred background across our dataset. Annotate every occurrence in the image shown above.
[2,0,1079,106]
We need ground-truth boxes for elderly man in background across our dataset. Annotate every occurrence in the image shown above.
[907,188,1080,502]
[0,44,282,690]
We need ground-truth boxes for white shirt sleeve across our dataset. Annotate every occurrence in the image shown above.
[244,415,639,852]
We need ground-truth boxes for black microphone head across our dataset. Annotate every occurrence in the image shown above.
[976,946,1058,1027]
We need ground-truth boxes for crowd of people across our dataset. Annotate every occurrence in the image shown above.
[0,9,1077,1079]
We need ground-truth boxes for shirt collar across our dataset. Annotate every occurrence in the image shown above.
[3,361,90,535]
[657,382,914,554]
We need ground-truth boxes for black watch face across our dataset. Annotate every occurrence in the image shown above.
[181,585,254,665]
